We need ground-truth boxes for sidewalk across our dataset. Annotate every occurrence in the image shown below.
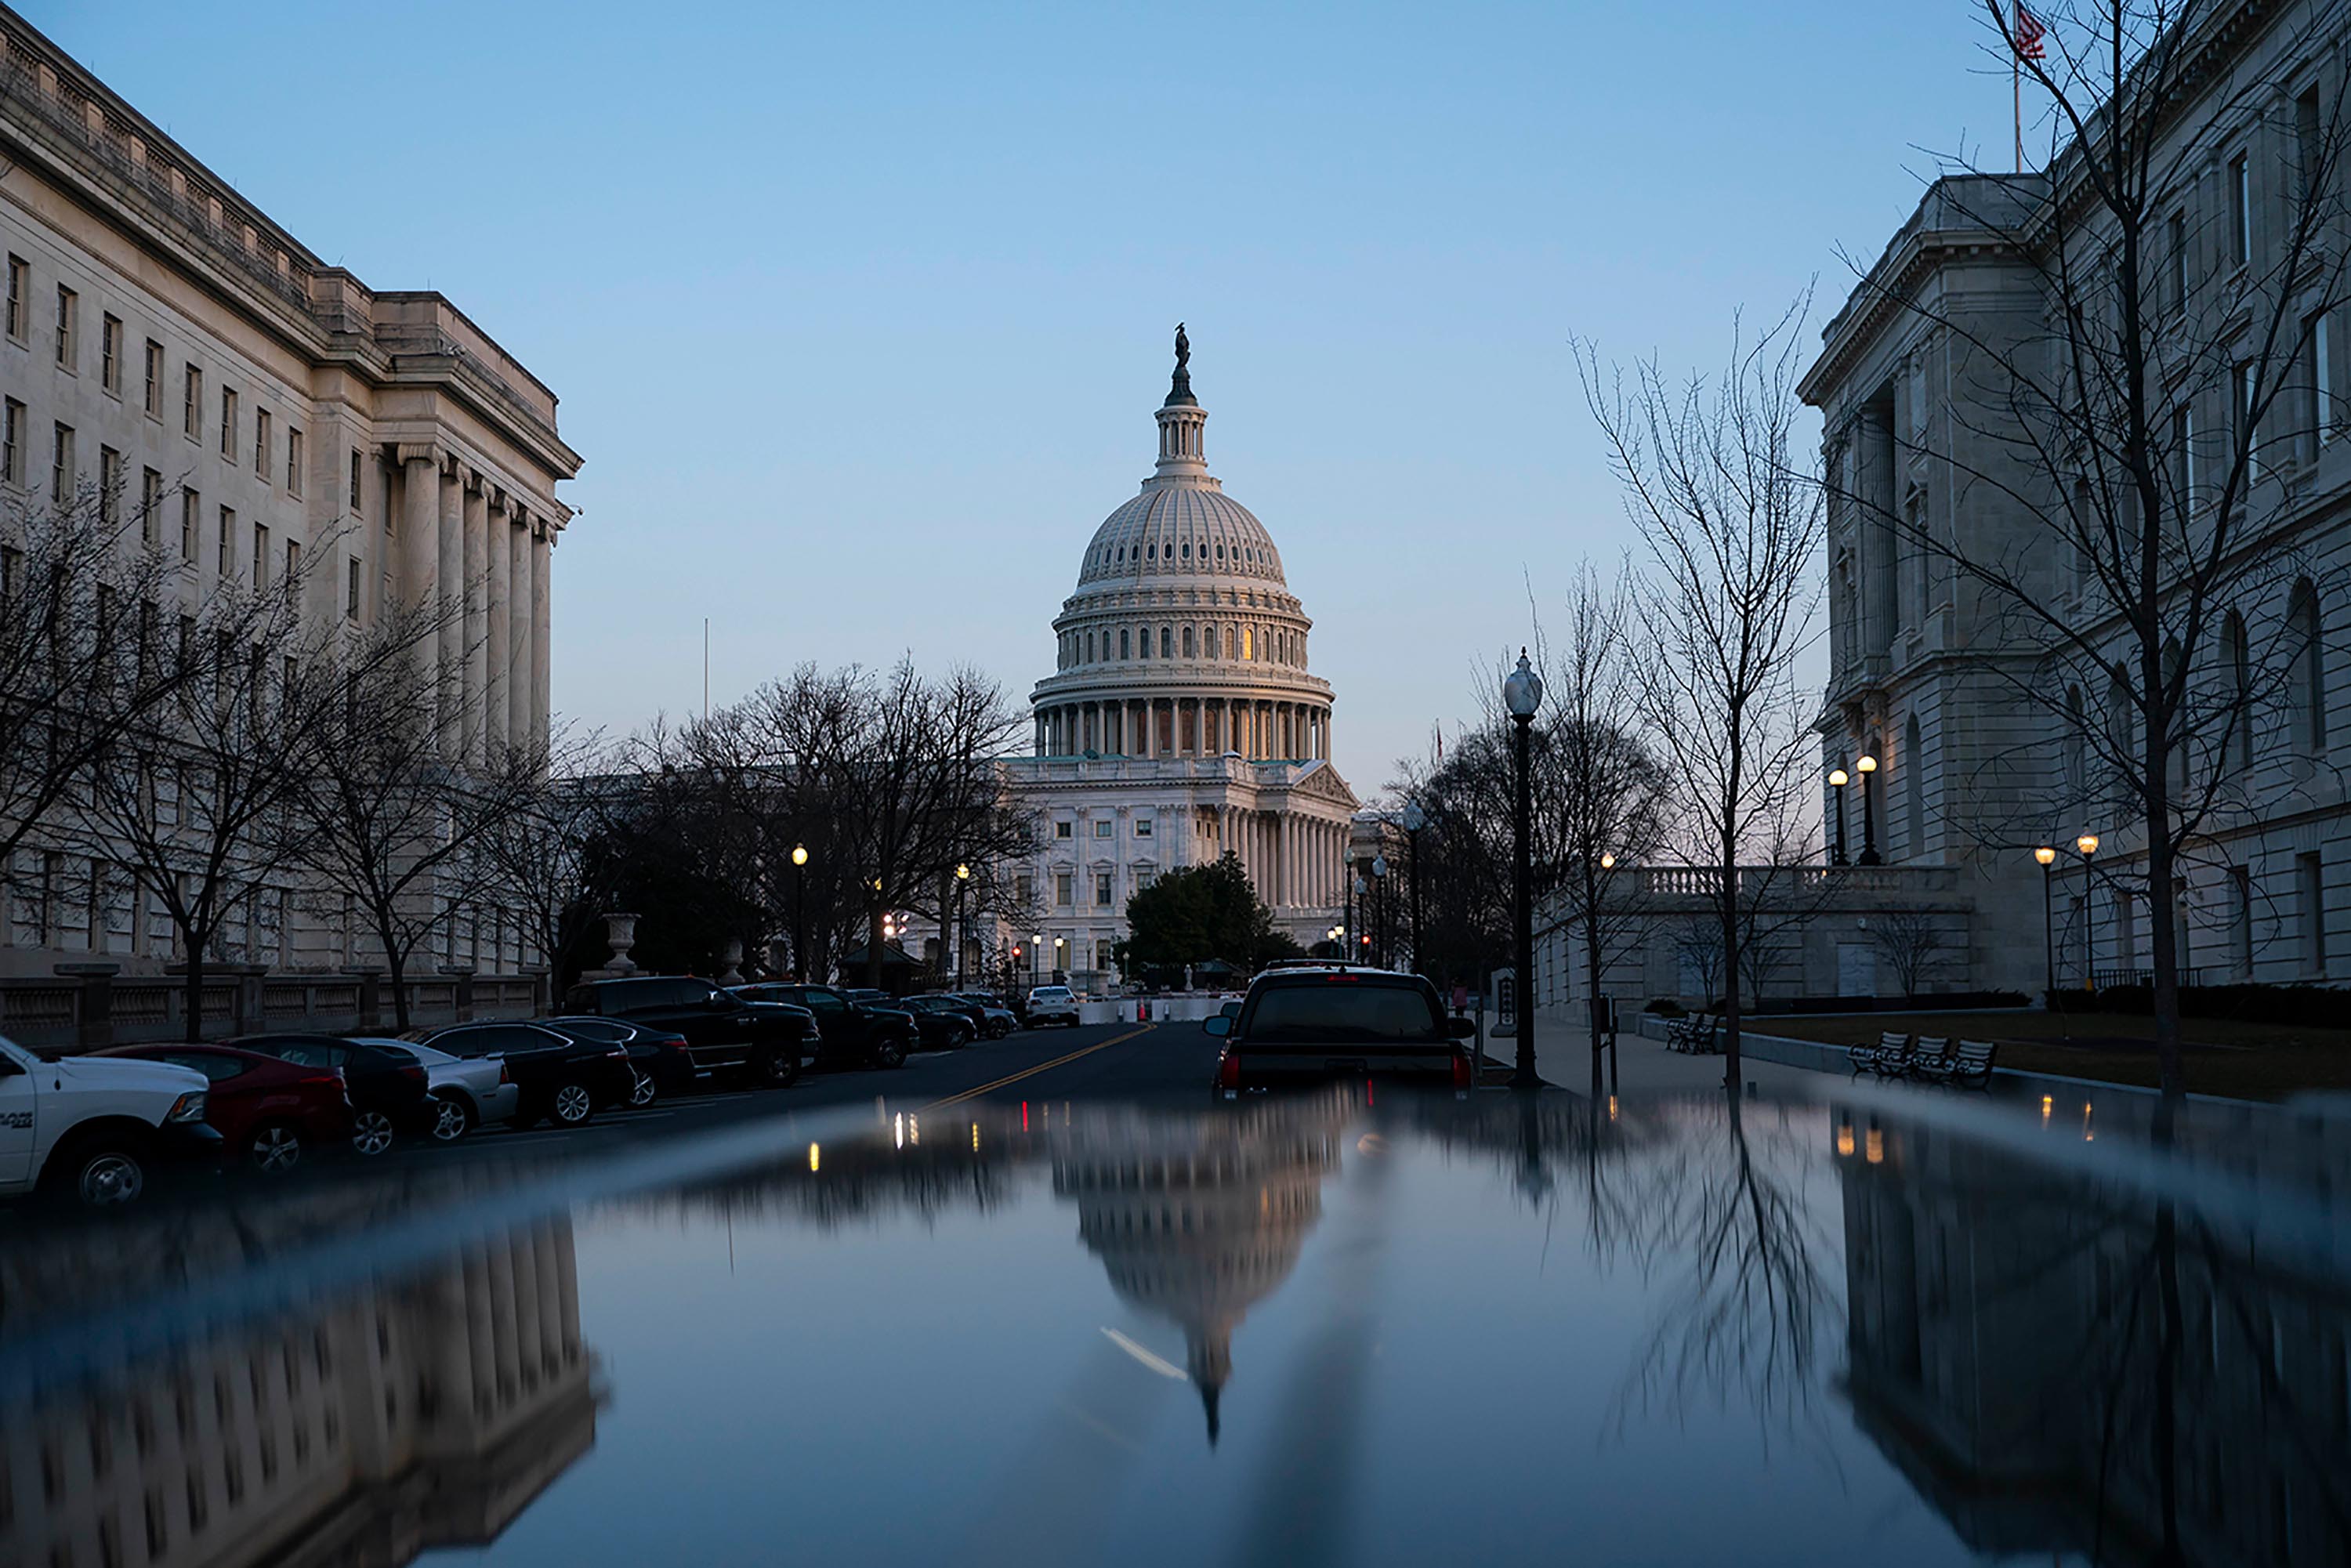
[1494,1007,1824,1099]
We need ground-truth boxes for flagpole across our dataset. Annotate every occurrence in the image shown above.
[2014,43,2023,172]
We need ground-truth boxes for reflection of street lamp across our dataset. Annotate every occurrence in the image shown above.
[1856,755,1881,865]
[2034,846,2057,1000]
[2075,834,2099,991]
[790,844,810,983]
[1503,649,1544,1090]
[1371,854,1389,968]
[954,862,971,987]
[1401,801,1426,980]
[1827,767,1849,866]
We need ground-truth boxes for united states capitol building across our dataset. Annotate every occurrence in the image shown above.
[998,337,1360,988]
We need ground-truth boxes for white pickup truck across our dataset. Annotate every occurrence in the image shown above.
[0,1034,221,1207]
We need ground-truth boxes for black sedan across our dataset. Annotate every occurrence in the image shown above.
[950,994,1018,1038]
[418,1021,639,1129]
[223,1034,443,1155]
[894,997,978,1049]
[542,1015,699,1105]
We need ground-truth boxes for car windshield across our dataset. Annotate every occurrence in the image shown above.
[1244,983,1444,1044]
[403,1045,455,1066]
[1033,988,1071,1001]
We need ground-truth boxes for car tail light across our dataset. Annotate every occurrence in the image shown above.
[400,1065,427,1088]
[1451,1049,1473,1090]
[1217,1050,1241,1090]
[498,1063,513,1086]
[297,1074,340,1090]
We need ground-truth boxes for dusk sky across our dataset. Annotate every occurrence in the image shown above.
[29,1,2017,791]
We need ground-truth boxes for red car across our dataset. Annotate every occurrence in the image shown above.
[93,1045,353,1173]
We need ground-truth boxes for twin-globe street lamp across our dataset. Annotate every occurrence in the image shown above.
[1371,854,1389,968]
[1504,650,1544,1090]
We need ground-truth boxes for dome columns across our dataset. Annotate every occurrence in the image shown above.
[1031,693,1331,762]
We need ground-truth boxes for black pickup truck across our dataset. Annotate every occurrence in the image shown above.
[1203,967,1476,1096]
[562,975,814,1087]
[730,983,915,1070]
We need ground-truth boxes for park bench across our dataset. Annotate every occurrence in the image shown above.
[1665,1011,1719,1054]
[1904,1037,1954,1079]
[1915,1037,1998,1089]
[1849,1030,1914,1077]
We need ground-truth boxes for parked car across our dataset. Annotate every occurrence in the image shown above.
[0,1034,219,1208]
[224,1034,440,1155]
[561,975,811,1088]
[894,996,978,1049]
[1024,985,1082,1027]
[93,1044,353,1173]
[730,984,915,1070]
[1203,967,1476,1096]
[535,1015,696,1105]
[367,1039,518,1138]
[948,994,1018,1038]
[417,1021,637,1129]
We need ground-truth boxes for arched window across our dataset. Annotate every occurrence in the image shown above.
[2291,578,2327,748]
[1241,625,1252,661]
[1120,627,1132,660]
[1182,625,1196,657]
[2225,609,2253,770]
[1085,631,1096,664]
[1138,625,1151,659]
[1904,714,1925,856]
[1225,625,1237,659]
[1160,625,1172,658]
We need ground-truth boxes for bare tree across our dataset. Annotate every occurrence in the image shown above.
[1581,302,1828,1091]
[480,726,613,994]
[1866,907,1947,999]
[1838,2,2351,1102]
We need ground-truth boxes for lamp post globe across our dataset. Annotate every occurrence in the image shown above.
[1504,649,1541,1088]
[1854,754,1881,866]
[2073,836,2099,991]
[1827,768,1849,866]
[2034,846,2058,1001]
[789,845,811,981]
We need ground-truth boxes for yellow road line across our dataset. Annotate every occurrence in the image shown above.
[920,1023,1154,1111]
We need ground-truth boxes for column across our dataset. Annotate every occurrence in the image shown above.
[437,461,464,759]
[531,524,552,749]
[507,512,531,747]
[485,493,510,759]
[397,447,440,702]
[462,476,488,768]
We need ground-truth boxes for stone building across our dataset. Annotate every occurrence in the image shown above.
[996,337,1359,987]
[1798,2,2349,995]
[0,5,579,979]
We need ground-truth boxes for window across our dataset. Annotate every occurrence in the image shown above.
[2231,865,2255,978]
[219,386,237,458]
[2291,578,2327,748]
[1160,625,1172,657]
[2237,362,2257,461]
[253,523,269,585]
[100,313,121,393]
[183,364,201,439]
[1,398,20,485]
[2297,86,2322,204]
[2316,313,2335,450]
[2167,209,2187,312]
[2297,852,2325,972]
[143,339,162,418]
[2225,610,2253,769]
[350,448,363,511]
[1119,628,1131,659]
[1055,872,1074,907]
[140,467,162,545]
[2174,404,2195,506]
[254,408,270,475]
[50,422,73,505]
[3,253,24,340]
[179,488,197,560]
[286,425,302,493]
[52,284,74,367]
[1054,820,1073,839]
[1095,873,1112,907]
[1135,817,1154,838]
[346,556,360,619]
[1183,625,1196,657]
[2230,151,2251,269]
[1092,818,1111,839]
[99,446,120,527]
[1137,623,1150,658]
[285,538,299,583]
[217,506,234,575]
[1015,873,1034,907]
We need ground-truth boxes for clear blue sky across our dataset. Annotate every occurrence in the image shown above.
[29,0,2012,788]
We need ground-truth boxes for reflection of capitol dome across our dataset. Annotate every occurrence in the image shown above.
[1053,1092,1353,1443]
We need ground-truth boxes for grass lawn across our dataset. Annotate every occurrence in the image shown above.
[1755,1009,2351,1101]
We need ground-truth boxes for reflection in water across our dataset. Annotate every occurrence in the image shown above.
[1,1217,595,1567]
[1836,1107,2351,1566]
[1054,1090,1353,1443]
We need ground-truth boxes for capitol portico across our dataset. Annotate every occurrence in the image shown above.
[1001,334,1360,986]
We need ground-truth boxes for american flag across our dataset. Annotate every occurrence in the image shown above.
[2011,2,2046,60]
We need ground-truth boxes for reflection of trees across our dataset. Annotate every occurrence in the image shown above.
[2,1218,595,1568]
[1837,1112,2351,1566]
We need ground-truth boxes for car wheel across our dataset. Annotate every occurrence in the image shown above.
[955,1024,976,1048]
[755,1048,801,1089]
[427,1095,472,1144]
[350,1110,397,1157]
[550,1081,596,1128]
[51,1135,148,1208]
[630,1069,660,1107]
[873,1041,907,1071]
[248,1122,304,1174]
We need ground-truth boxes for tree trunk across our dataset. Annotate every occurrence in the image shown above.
[865,904,886,989]
[181,944,206,1044]
[1584,895,1606,1103]
[387,945,411,1032]
[1719,857,1743,1094]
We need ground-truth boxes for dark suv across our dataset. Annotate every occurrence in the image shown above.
[562,975,813,1087]
[1203,967,1476,1096]
[730,984,915,1070]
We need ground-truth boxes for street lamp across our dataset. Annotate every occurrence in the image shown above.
[1401,801,1426,980]
[1855,754,1881,865]
[2075,835,2099,992]
[1827,767,1849,867]
[1052,935,1066,983]
[1371,854,1389,968]
[1599,852,1616,871]
[1351,874,1367,960]
[2034,846,2057,1000]
[1031,933,1042,987]
[790,844,810,982]
[1503,648,1544,1089]
[954,862,971,987]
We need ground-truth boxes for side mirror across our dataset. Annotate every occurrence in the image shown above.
[1447,1016,1478,1040]
[1203,1015,1231,1037]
